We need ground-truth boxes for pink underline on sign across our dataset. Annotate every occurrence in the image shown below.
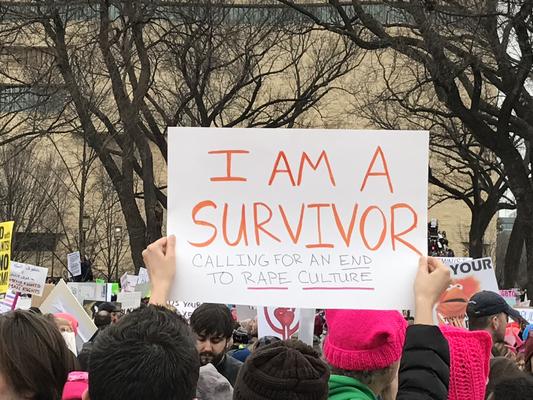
[302,287,375,291]
[247,287,289,291]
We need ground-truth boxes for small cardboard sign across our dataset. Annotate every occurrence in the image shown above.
[236,305,257,321]
[0,290,18,313]
[515,308,533,324]
[436,257,499,325]
[134,282,151,298]
[168,128,429,310]
[0,221,15,296]
[67,282,106,305]
[8,261,48,296]
[500,289,519,307]
[40,280,97,344]
[117,292,142,312]
[138,267,150,284]
[120,273,139,293]
[257,306,315,345]
[32,283,55,308]
[67,252,82,277]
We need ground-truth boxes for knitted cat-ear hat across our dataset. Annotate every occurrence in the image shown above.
[440,325,492,400]
[323,309,408,371]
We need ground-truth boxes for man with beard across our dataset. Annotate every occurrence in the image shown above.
[190,303,243,386]
[467,290,524,357]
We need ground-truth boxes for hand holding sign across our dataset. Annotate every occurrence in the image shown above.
[414,257,451,325]
[142,235,176,306]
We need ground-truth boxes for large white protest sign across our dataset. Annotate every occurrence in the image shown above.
[67,252,82,277]
[9,261,48,296]
[40,280,97,345]
[168,128,429,309]
[436,257,499,325]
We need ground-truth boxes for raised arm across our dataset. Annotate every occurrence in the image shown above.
[142,235,176,306]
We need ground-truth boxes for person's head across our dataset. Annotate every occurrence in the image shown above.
[467,291,522,342]
[28,307,41,315]
[0,310,77,400]
[54,313,79,335]
[53,313,79,355]
[323,309,407,398]
[491,375,533,400]
[97,302,121,324]
[55,317,74,333]
[486,357,523,397]
[524,336,533,374]
[253,336,281,352]
[234,340,330,400]
[190,303,234,366]
[85,305,200,400]
[240,318,258,338]
[93,310,111,330]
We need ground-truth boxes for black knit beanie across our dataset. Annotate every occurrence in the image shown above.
[233,339,330,400]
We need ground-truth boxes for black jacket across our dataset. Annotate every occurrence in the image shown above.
[397,325,450,400]
[216,354,243,387]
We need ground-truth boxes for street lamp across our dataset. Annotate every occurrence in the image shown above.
[114,225,123,282]
[81,214,91,260]
[113,225,122,240]
[82,214,91,232]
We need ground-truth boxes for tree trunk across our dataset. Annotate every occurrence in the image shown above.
[503,213,525,288]
[468,204,496,259]
[468,227,484,259]
[525,226,533,300]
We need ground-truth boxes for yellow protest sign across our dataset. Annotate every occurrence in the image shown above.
[0,221,15,296]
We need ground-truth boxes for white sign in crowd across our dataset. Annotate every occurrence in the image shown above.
[168,128,429,310]
[9,261,48,296]
[67,251,82,277]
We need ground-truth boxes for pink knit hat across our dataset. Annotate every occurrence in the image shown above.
[54,313,79,336]
[323,310,407,370]
[440,325,492,400]
[61,371,88,400]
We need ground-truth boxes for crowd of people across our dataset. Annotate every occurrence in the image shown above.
[1,235,533,399]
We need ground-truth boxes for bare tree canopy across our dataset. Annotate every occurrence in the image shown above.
[280,0,533,289]
[0,0,361,268]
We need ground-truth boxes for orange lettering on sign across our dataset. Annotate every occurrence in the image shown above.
[297,151,336,186]
[209,150,249,182]
[189,200,218,247]
[391,203,421,255]
[360,146,394,193]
